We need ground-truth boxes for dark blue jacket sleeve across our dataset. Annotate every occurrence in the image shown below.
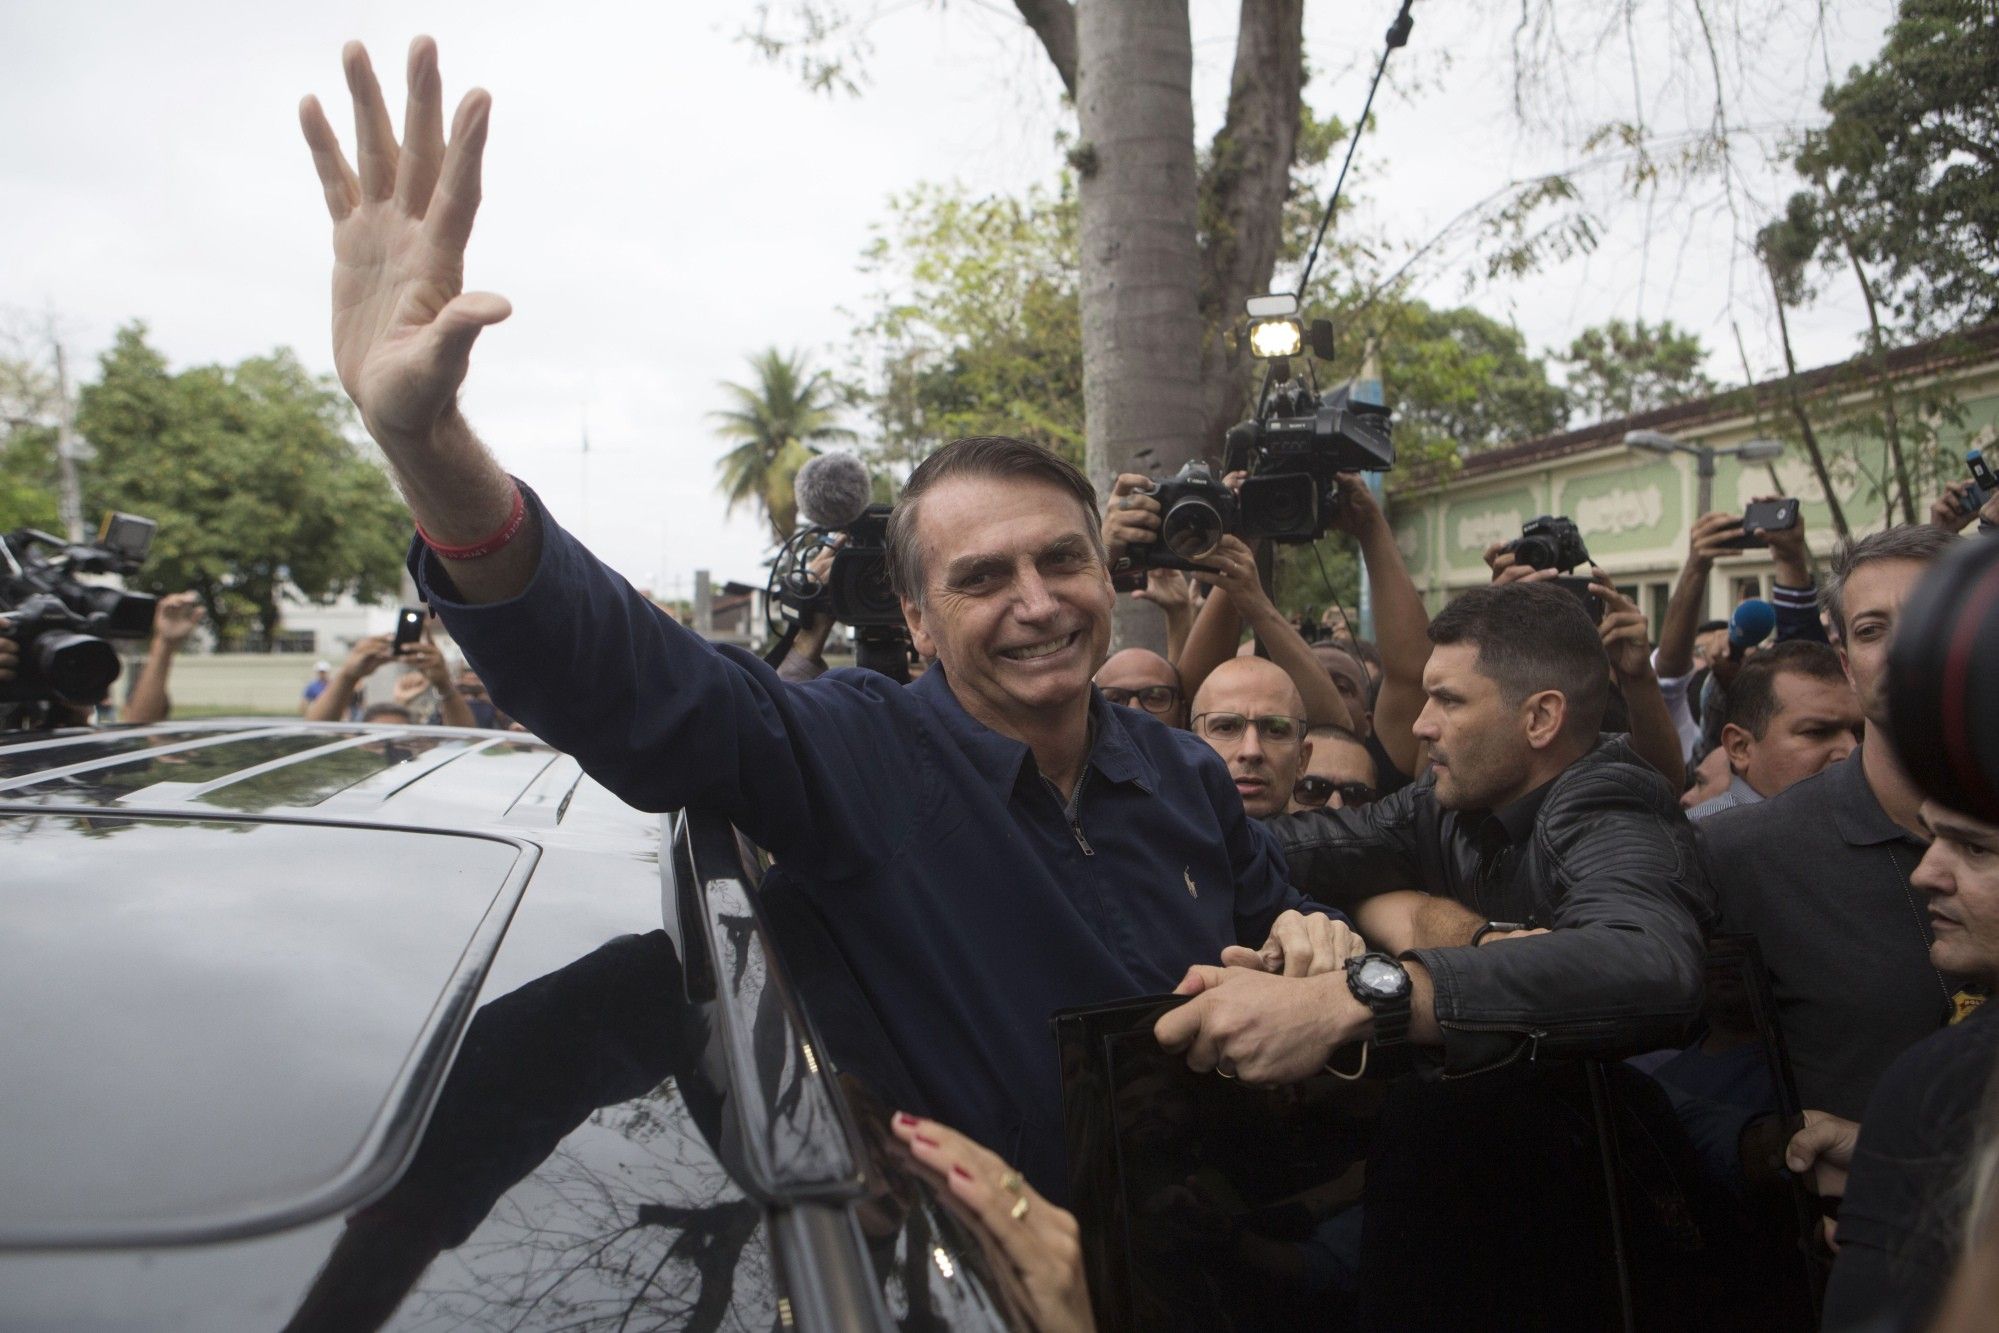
[410,490,908,880]
[1771,581,1828,644]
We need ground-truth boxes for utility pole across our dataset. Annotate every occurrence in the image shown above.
[49,326,87,542]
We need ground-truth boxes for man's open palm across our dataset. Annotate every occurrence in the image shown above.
[300,38,509,448]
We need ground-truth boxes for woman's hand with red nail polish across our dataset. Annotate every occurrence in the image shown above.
[890,1112,1095,1332]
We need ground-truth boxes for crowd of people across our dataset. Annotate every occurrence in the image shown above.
[14,34,1984,1331]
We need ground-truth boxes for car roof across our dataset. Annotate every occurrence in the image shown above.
[0,719,660,1248]
[0,719,650,839]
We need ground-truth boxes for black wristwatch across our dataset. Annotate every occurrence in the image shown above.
[1345,951,1412,1051]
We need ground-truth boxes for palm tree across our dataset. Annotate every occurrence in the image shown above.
[711,349,856,542]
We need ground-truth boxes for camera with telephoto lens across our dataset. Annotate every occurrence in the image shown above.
[1218,292,1395,544]
[1502,515,1591,573]
[1112,460,1240,584]
[1,513,160,712]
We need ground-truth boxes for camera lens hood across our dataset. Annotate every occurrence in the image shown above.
[1889,535,1999,824]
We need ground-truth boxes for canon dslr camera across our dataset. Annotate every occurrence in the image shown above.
[1502,515,1591,573]
[1,513,160,710]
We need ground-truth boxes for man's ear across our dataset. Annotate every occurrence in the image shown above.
[902,598,936,660]
[1522,689,1569,751]
[1720,722,1754,776]
[1295,736,1314,779]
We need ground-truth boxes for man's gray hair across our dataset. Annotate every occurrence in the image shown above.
[1819,524,1959,639]
[885,436,1105,606]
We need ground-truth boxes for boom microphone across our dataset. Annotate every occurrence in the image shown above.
[1727,599,1776,660]
[794,451,874,530]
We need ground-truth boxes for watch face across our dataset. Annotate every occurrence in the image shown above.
[1357,956,1411,1000]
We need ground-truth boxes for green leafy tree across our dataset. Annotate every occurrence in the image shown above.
[71,324,409,649]
[1557,319,1715,424]
[1793,0,1999,337]
[1353,301,1568,458]
[711,349,856,542]
[850,181,1084,474]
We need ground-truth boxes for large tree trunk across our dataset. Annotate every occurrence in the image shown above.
[1196,0,1306,449]
[1073,0,1207,651]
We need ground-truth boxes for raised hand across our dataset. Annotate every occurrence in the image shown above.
[1102,473,1162,562]
[300,38,510,452]
[151,592,206,648]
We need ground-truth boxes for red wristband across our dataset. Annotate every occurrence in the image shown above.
[417,484,526,561]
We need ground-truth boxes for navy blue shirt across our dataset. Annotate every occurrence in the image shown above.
[412,490,1336,1198]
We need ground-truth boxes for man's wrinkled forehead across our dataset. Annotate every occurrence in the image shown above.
[918,474,1100,586]
[1840,558,1928,628]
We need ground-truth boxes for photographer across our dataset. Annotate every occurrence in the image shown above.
[1321,472,1430,791]
[1699,525,1962,1124]
[1104,472,1348,732]
[1174,532,1352,735]
[303,633,396,723]
[385,642,480,728]
[297,37,1346,1201]
[1161,580,1710,1084]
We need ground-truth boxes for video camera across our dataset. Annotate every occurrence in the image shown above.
[1221,294,1394,544]
[1,513,160,711]
[772,451,915,682]
[1502,515,1592,573]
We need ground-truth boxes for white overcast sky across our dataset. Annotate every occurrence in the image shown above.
[1,0,1895,594]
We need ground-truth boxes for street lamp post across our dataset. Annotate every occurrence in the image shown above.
[1624,429,1785,516]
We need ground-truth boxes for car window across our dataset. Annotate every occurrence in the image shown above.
[1057,939,1819,1331]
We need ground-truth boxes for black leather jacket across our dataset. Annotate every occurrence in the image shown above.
[1267,736,1715,1078]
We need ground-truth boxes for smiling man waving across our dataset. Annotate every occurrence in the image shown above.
[298,37,1347,1202]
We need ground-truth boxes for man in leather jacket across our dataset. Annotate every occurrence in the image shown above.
[1157,580,1713,1083]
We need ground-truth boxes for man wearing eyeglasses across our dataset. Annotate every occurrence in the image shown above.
[1094,648,1187,729]
[1189,656,1317,820]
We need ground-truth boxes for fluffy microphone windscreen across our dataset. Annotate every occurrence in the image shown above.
[793,450,874,530]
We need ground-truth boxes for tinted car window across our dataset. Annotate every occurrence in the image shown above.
[1057,940,1820,1332]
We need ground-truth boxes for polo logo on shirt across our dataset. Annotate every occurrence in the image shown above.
[1184,867,1199,899]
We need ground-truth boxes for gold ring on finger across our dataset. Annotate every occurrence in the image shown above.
[1010,1195,1031,1222]
[999,1169,1025,1196]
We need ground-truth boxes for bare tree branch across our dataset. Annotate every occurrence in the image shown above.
[1012,0,1077,98]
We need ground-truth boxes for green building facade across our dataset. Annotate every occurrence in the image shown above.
[1383,326,1999,631]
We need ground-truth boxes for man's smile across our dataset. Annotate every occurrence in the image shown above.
[999,630,1083,664]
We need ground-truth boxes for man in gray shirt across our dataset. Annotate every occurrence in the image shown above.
[1698,526,1964,1119]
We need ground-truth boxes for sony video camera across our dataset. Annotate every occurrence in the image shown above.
[1,513,160,709]
[1220,293,1394,544]
[1501,515,1591,573]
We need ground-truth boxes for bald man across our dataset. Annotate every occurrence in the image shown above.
[1095,647,1187,728]
[1191,657,1314,819]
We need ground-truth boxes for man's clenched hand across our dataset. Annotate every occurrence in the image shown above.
[301,38,510,452]
[1220,909,1364,978]
[1153,965,1367,1086]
